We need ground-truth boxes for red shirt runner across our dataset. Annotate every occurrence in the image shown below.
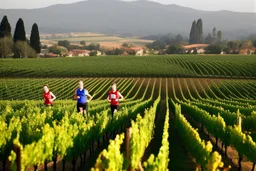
[44,91,53,105]
[108,90,119,106]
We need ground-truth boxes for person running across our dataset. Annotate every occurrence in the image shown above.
[74,80,92,115]
[43,85,56,106]
[107,83,124,118]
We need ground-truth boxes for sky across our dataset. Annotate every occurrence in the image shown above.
[0,0,255,13]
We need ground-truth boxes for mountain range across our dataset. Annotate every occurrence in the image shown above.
[0,0,255,39]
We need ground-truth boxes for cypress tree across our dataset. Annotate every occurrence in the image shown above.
[217,30,222,42]
[212,27,217,43]
[30,23,41,53]
[189,20,197,44]
[0,15,11,38]
[205,33,213,44]
[13,18,26,43]
[196,19,203,43]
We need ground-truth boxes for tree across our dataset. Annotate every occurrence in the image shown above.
[252,40,256,48]
[175,34,184,44]
[0,37,13,58]
[217,31,222,42]
[151,40,166,50]
[30,23,41,53]
[13,18,26,43]
[196,19,203,43]
[121,43,129,47]
[193,48,198,54]
[205,44,222,54]
[13,41,37,58]
[89,50,97,56]
[189,20,197,44]
[80,41,86,45]
[0,15,11,38]
[49,45,68,55]
[212,27,217,43]
[205,33,213,44]
[58,40,71,50]
[166,45,185,54]
[239,40,254,49]
[227,41,239,50]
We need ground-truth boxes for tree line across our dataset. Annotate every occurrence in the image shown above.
[0,15,41,58]
[146,18,256,55]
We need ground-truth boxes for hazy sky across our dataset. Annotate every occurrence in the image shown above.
[0,0,255,13]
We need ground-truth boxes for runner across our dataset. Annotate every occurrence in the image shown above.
[107,83,124,118]
[43,85,56,106]
[74,80,92,115]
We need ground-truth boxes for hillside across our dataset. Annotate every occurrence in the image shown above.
[0,0,255,39]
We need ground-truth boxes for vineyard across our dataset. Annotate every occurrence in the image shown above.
[0,55,256,78]
[0,76,256,171]
[1,55,256,171]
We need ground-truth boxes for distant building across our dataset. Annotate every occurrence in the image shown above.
[68,49,91,57]
[183,44,209,54]
[239,48,255,55]
[123,47,144,56]
[43,53,59,58]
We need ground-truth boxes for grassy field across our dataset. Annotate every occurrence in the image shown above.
[41,33,153,48]
[0,55,256,78]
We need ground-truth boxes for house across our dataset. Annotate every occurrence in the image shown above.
[183,44,209,54]
[239,48,255,55]
[123,47,144,56]
[136,50,144,56]
[43,53,59,58]
[68,49,91,57]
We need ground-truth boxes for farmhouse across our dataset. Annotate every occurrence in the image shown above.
[123,47,144,56]
[183,44,209,54]
[239,48,255,55]
[68,49,91,57]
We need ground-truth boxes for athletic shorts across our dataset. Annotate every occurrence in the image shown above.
[110,105,120,116]
[77,102,88,113]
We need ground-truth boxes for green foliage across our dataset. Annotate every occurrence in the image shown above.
[143,94,169,171]
[0,55,255,78]
[89,50,97,56]
[217,31,222,42]
[58,40,71,50]
[0,37,13,58]
[30,23,41,53]
[147,40,166,50]
[205,33,213,44]
[0,15,11,38]
[105,48,124,55]
[196,19,203,43]
[172,101,224,170]
[87,43,100,51]
[166,45,185,54]
[205,44,222,54]
[189,20,197,44]
[80,40,86,45]
[13,41,37,58]
[48,45,68,55]
[239,40,254,49]
[13,18,26,43]
[92,134,124,171]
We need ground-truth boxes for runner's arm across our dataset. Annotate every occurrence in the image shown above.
[118,92,124,101]
[86,90,93,102]
[50,92,56,100]
[107,94,111,102]
[74,89,79,100]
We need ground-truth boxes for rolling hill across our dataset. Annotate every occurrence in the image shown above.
[0,0,255,39]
